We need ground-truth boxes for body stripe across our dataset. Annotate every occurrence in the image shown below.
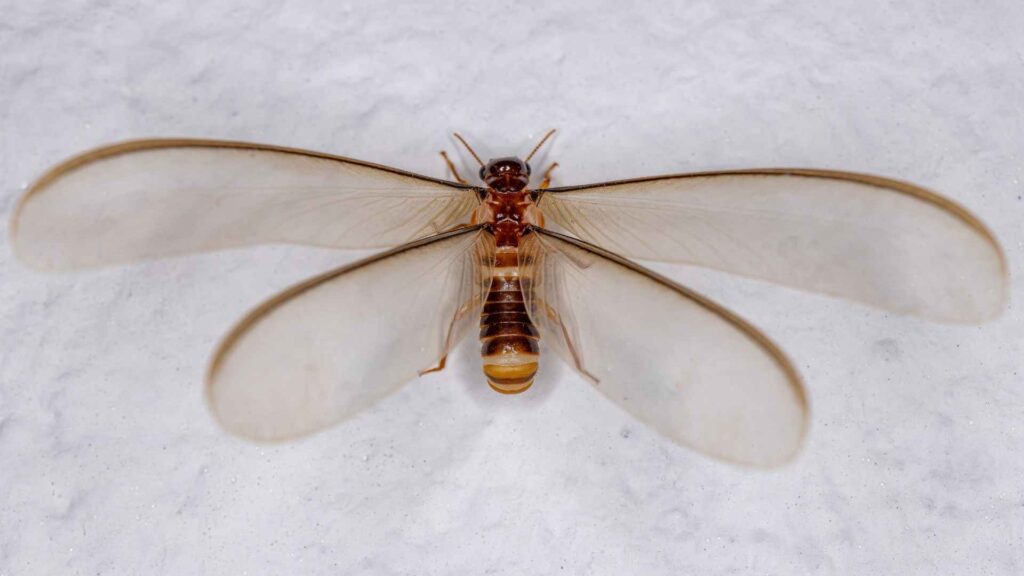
[480,247,540,394]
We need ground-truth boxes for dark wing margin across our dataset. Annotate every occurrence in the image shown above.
[539,169,1007,323]
[520,226,807,467]
[207,225,494,442]
[11,138,483,270]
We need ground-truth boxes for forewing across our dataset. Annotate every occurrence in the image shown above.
[207,225,494,441]
[12,139,481,270]
[540,170,1006,323]
[520,228,807,467]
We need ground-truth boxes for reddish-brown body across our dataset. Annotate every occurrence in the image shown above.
[470,157,545,393]
[473,189,543,247]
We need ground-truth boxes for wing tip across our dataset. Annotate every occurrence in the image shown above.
[7,212,62,273]
[203,357,303,445]
[720,381,810,469]
[697,395,810,469]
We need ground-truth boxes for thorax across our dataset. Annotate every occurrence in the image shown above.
[472,190,545,248]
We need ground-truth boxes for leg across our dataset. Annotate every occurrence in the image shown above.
[418,295,481,376]
[419,355,448,375]
[440,151,469,185]
[538,162,559,190]
[538,301,598,384]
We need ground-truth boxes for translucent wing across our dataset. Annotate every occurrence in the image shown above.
[539,170,1007,323]
[207,225,493,441]
[520,227,806,467]
[12,139,481,270]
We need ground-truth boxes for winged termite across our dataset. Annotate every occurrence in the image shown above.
[11,130,1007,466]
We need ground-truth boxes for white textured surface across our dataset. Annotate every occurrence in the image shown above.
[2,1,1022,573]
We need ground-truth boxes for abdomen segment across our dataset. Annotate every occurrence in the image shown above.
[480,247,539,393]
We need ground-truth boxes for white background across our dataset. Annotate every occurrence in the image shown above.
[2,1,1022,574]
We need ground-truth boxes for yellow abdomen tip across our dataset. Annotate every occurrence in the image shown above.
[484,362,538,394]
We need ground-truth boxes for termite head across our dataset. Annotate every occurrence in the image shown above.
[480,157,531,193]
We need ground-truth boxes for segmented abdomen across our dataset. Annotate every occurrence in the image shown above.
[480,246,539,394]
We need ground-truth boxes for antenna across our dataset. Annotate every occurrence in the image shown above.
[525,129,557,163]
[452,133,485,168]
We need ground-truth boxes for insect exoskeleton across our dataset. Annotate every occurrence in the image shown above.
[479,245,540,394]
[11,129,1005,466]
